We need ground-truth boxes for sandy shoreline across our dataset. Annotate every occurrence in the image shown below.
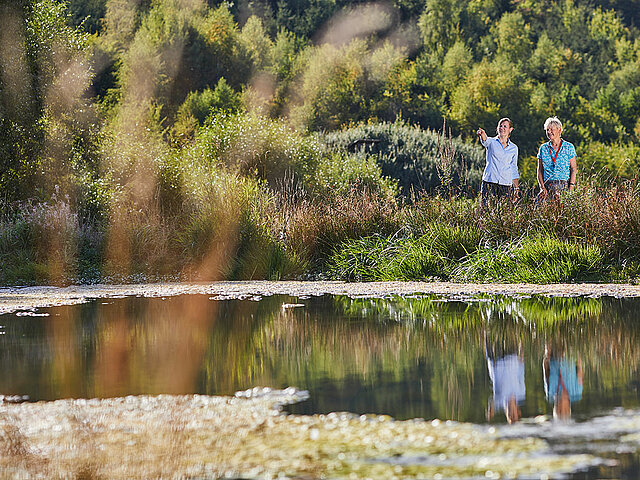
[1,280,640,314]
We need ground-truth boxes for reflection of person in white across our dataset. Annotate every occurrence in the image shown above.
[486,340,525,424]
[476,118,520,207]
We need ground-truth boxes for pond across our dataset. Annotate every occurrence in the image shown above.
[2,292,640,478]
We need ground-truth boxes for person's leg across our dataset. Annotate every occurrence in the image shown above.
[480,181,492,208]
[496,183,510,201]
[481,181,510,207]
[545,181,568,198]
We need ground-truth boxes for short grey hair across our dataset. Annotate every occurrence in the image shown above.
[544,116,563,131]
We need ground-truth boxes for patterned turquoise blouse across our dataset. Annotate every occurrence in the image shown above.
[537,139,576,182]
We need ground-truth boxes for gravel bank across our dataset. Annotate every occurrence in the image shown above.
[2,280,640,315]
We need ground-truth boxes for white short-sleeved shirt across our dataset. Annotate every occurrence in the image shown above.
[487,354,526,412]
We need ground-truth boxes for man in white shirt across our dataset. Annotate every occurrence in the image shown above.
[476,118,520,207]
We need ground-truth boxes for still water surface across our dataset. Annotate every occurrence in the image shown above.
[2,293,640,477]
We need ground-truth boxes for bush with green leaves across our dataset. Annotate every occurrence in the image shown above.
[171,77,244,143]
[288,38,409,131]
[323,121,485,196]
[111,1,252,136]
[577,141,640,181]
[310,151,398,198]
[329,224,606,284]
[188,112,322,186]
[0,0,90,201]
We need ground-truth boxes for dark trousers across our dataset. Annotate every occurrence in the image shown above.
[480,181,511,207]
[544,180,569,196]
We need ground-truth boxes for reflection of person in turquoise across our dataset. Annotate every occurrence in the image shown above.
[543,345,583,420]
[486,336,525,423]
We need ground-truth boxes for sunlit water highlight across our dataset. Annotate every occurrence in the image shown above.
[1,293,640,478]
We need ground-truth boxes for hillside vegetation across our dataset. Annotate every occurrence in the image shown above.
[1,0,640,284]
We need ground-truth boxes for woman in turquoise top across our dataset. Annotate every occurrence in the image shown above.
[537,116,577,199]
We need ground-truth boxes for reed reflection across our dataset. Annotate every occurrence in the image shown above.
[0,295,228,399]
[47,305,84,399]
[88,295,218,396]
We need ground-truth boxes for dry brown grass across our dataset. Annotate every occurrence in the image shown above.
[283,187,402,269]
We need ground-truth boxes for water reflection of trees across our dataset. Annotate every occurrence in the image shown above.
[251,295,640,420]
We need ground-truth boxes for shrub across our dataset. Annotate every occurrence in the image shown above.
[288,39,407,132]
[191,112,322,186]
[310,151,398,198]
[171,78,244,143]
[323,121,485,196]
[0,0,91,202]
[325,180,640,283]
[577,141,640,182]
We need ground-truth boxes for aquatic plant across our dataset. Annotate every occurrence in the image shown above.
[0,392,602,479]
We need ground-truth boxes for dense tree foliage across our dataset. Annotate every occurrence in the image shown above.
[2,0,640,205]
[0,0,91,201]
[3,0,640,284]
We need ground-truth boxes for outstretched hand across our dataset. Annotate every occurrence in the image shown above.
[476,127,487,141]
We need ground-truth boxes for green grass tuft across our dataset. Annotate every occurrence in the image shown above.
[329,225,482,281]
[452,236,605,283]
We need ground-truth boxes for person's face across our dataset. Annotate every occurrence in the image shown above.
[546,123,562,142]
[497,120,513,138]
